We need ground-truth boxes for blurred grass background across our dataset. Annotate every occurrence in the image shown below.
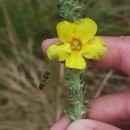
[0,0,130,130]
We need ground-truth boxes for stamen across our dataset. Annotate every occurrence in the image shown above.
[70,37,82,50]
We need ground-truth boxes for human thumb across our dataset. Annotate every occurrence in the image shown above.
[67,119,121,130]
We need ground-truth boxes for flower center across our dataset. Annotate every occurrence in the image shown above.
[70,37,82,50]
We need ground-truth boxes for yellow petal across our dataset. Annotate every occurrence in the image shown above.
[75,18,97,42]
[82,36,107,60]
[47,43,71,61]
[56,21,76,43]
[65,51,86,69]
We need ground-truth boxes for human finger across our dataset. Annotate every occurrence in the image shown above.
[50,116,71,130]
[87,88,130,127]
[67,119,121,130]
[42,38,60,53]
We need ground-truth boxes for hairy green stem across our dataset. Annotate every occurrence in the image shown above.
[65,69,88,120]
[57,0,83,22]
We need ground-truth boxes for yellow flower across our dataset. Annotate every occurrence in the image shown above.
[47,18,107,69]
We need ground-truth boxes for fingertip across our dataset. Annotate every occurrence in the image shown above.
[50,116,71,130]
[67,119,94,130]
[41,39,49,54]
[67,119,121,130]
[42,38,60,54]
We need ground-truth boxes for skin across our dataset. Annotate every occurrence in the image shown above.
[42,36,130,130]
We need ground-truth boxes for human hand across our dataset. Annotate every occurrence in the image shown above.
[42,36,130,130]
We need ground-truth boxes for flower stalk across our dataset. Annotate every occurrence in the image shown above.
[47,0,107,121]
[65,69,88,120]
[57,0,89,120]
